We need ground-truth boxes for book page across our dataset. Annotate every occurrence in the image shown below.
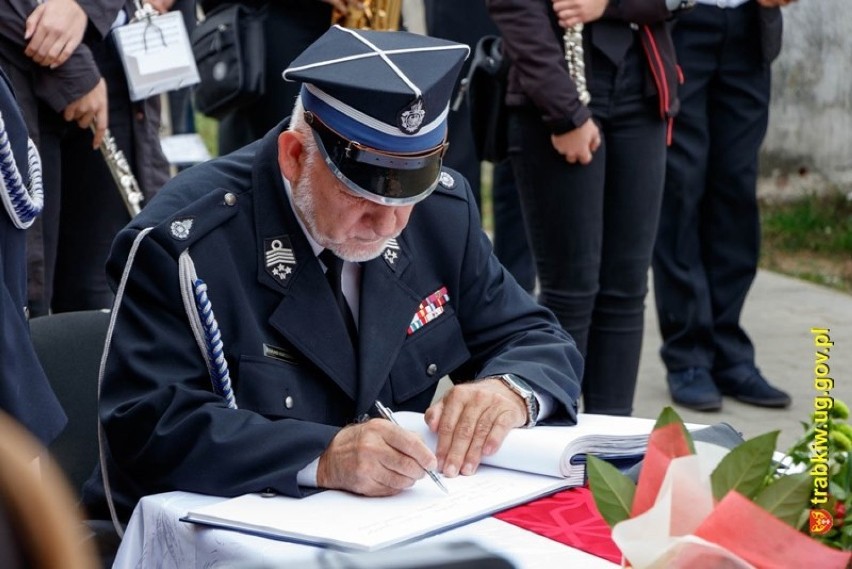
[394,411,660,478]
[183,466,569,551]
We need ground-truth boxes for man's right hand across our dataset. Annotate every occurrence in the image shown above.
[317,419,437,496]
[63,78,108,148]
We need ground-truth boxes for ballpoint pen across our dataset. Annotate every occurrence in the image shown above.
[374,400,449,494]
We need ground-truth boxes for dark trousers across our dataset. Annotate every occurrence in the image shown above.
[27,37,135,315]
[492,159,535,293]
[652,2,770,379]
[508,47,666,415]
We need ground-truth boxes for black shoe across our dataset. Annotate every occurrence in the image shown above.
[667,367,722,411]
[715,367,792,408]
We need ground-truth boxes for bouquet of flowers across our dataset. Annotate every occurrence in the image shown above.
[588,405,851,568]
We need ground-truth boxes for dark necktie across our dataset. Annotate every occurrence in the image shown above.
[319,249,358,345]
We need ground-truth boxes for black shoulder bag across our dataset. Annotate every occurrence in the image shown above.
[454,35,510,163]
[191,4,266,120]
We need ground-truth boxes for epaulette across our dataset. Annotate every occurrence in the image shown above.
[148,188,244,257]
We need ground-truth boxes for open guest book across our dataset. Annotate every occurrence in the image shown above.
[182,412,665,551]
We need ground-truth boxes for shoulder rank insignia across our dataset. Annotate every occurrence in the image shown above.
[439,171,455,189]
[265,236,296,283]
[170,218,194,240]
[382,238,401,269]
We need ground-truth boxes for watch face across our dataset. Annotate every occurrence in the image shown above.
[503,374,531,396]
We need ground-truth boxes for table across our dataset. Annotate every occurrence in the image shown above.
[113,491,619,568]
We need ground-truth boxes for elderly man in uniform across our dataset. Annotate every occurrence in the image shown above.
[85,27,583,524]
[0,65,66,448]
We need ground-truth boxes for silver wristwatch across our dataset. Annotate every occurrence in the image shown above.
[497,374,539,428]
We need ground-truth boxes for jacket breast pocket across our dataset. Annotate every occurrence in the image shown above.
[389,306,470,406]
[236,355,348,423]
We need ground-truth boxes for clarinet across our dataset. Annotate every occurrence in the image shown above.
[93,126,144,218]
[563,24,590,106]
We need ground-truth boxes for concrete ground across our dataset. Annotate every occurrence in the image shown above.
[634,269,852,450]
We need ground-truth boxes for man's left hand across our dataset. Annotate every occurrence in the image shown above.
[24,0,88,69]
[424,379,527,478]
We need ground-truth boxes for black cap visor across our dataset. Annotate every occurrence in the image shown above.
[306,112,445,206]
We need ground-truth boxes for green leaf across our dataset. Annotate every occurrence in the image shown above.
[753,473,812,526]
[711,431,779,501]
[653,406,695,454]
[587,454,636,528]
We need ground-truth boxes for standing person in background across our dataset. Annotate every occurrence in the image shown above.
[488,0,683,415]
[0,64,66,448]
[0,0,122,316]
[424,0,535,293]
[652,0,793,411]
[49,0,171,314]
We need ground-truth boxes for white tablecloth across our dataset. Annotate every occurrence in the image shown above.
[113,491,619,568]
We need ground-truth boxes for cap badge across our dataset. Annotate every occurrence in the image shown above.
[398,98,426,134]
[170,218,194,240]
[265,237,297,283]
[382,238,401,268]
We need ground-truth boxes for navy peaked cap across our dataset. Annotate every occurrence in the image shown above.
[281,26,469,206]
[283,25,469,151]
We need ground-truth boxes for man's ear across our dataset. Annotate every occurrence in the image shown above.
[278,130,304,182]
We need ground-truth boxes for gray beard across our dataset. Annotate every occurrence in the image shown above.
[291,167,392,263]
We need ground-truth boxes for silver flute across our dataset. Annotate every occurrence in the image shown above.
[563,24,590,106]
[93,125,144,217]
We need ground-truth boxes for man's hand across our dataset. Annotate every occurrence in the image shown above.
[317,420,437,496]
[24,0,88,69]
[424,379,527,478]
[552,0,608,28]
[551,118,600,165]
[63,78,108,148]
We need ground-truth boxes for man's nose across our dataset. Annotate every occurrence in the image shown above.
[367,204,401,237]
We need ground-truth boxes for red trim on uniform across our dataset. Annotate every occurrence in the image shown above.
[641,26,669,120]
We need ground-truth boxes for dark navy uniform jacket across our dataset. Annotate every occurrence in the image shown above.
[92,120,583,521]
[0,67,66,446]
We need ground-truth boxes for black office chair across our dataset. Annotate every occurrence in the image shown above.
[29,309,111,497]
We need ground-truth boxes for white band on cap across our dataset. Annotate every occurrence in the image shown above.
[304,84,449,139]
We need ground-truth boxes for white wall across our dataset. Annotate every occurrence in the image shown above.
[761,0,852,198]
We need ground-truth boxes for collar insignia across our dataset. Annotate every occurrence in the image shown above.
[264,236,296,284]
[398,98,426,134]
[170,218,194,240]
[382,238,401,269]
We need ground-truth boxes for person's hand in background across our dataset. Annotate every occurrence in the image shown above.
[24,0,88,69]
[63,78,108,148]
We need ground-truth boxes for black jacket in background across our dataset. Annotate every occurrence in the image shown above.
[488,0,680,135]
